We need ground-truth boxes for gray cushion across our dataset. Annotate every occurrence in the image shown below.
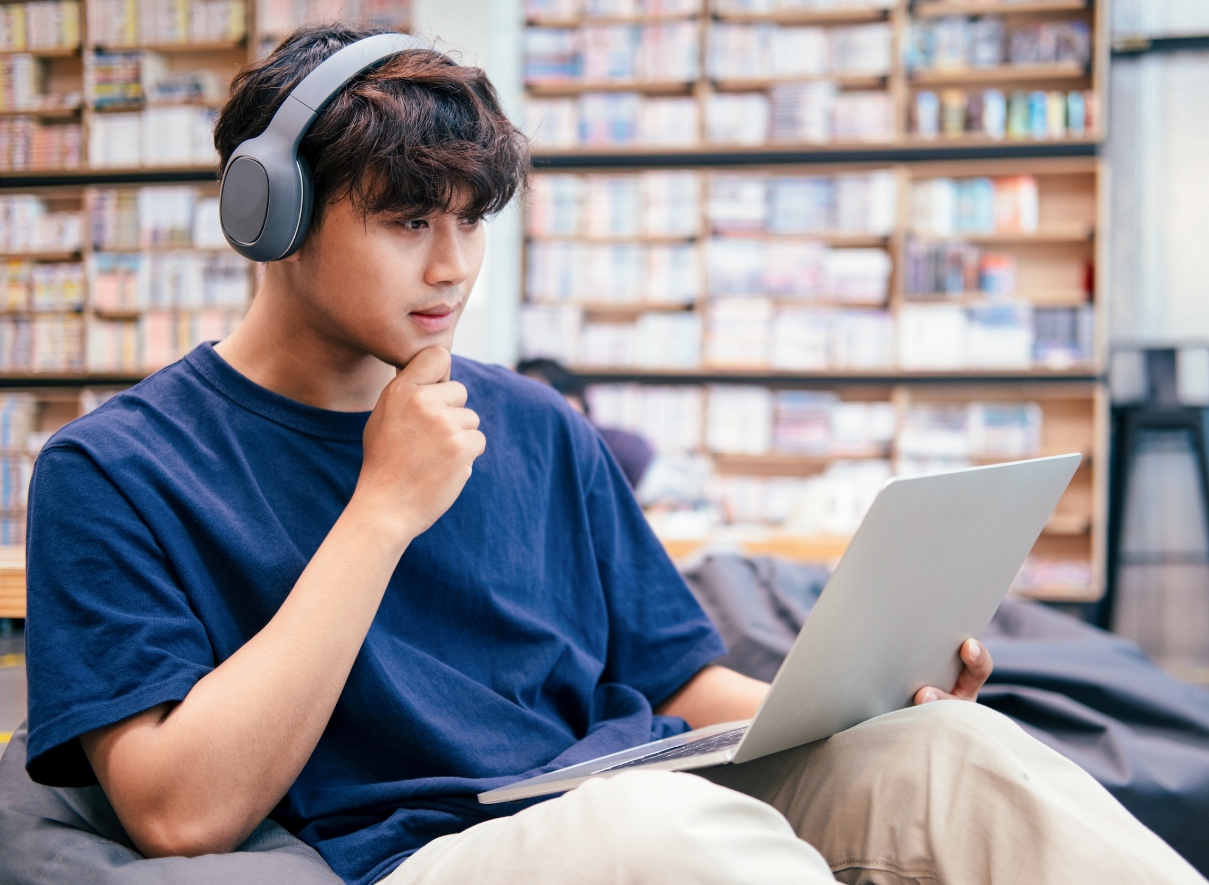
[0,722,343,884]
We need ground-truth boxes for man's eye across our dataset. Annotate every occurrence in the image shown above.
[460,216,483,228]
[401,218,429,230]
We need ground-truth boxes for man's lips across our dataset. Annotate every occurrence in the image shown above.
[409,304,459,333]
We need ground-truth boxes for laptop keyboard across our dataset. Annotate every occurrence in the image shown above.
[592,726,749,774]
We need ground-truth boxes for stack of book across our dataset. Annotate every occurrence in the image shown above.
[88,106,219,167]
[30,262,84,311]
[904,16,1091,73]
[911,87,1094,141]
[706,300,893,369]
[528,171,701,237]
[709,460,891,536]
[710,170,897,235]
[711,0,893,15]
[897,400,1041,465]
[528,241,700,304]
[911,174,1039,236]
[0,116,82,170]
[528,93,699,148]
[0,55,39,111]
[708,21,891,80]
[903,239,1018,299]
[91,0,246,47]
[705,384,772,454]
[575,312,702,367]
[0,1,80,51]
[257,0,408,50]
[586,382,704,453]
[0,393,36,544]
[1,260,32,310]
[86,185,250,371]
[0,194,82,253]
[772,390,894,456]
[899,302,1034,369]
[526,22,699,84]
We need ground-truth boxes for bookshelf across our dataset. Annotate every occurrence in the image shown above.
[0,0,414,615]
[520,0,1109,603]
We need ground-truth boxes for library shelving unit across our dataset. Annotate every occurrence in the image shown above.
[520,0,1109,604]
[0,0,412,619]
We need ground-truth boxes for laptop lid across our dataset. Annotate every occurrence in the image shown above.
[731,453,1081,764]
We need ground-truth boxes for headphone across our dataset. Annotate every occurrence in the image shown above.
[219,33,438,262]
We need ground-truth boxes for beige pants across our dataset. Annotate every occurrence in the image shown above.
[383,701,1206,885]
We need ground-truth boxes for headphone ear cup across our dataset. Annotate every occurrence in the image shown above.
[279,153,315,260]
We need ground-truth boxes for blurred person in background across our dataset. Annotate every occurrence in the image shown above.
[516,358,653,489]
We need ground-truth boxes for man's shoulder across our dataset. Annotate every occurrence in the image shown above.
[42,359,203,458]
[452,355,578,416]
[451,355,601,453]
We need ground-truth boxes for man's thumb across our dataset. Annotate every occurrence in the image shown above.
[398,347,452,385]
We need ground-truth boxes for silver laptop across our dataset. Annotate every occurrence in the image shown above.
[480,454,1081,805]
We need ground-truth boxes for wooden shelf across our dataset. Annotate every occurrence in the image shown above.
[569,367,1100,382]
[526,79,695,97]
[716,232,890,247]
[909,63,1089,86]
[0,251,81,261]
[92,308,142,320]
[712,452,889,476]
[908,224,1094,243]
[661,534,854,563]
[0,105,81,119]
[912,0,1092,17]
[529,234,696,245]
[0,546,23,620]
[526,14,699,27]
[902,290,1090,306]
[90,40,245,53]
[712,8,890,25]
[93,99,223,114]
[94,244,232,253]
[1011,581,1101,603]
[578,301,697,316]
[0,45,80,58]
[712,74,889,92]
[531,138,1101,169]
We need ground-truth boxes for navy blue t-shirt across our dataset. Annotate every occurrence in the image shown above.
[24,343,726,885]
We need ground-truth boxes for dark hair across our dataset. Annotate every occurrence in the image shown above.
[214,23,530,228]
[516,358,588,410]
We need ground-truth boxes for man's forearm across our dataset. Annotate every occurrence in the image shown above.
[656,666,770,729]
[82,496,412,858]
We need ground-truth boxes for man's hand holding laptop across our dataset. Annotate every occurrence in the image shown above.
[914,637,994,705]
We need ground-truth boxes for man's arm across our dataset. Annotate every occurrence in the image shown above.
[79,347,483,859]
[657,639,994,730]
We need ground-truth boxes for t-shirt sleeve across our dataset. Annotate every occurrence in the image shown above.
[24,444,215,786]
[582,432,727,707]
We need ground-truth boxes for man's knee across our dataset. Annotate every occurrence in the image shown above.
[564,770,831,882]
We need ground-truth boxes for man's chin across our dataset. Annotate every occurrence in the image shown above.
[378,330,459,370]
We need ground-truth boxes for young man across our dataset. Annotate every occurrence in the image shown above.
[22,24,1204,885]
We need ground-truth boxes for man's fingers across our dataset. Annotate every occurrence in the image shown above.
[398,346,452,385]
[913,686,957,705]
[951,639,992,700]
[420,380,468,408]
[914,640,993,706]
[452,407,480,430]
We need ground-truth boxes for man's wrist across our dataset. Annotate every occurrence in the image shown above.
[342,490,419,557]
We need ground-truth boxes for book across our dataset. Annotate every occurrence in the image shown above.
[0,1,78,51]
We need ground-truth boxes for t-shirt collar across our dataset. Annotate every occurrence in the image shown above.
[184,342,371,442]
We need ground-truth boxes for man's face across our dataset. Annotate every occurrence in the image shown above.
[282,196,485,368]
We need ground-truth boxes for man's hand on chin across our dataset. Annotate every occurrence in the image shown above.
[913,639,993,705]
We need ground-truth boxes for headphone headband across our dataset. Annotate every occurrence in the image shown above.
[219,33,437,262]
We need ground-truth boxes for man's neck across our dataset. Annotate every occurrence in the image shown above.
[214,274,396,413]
